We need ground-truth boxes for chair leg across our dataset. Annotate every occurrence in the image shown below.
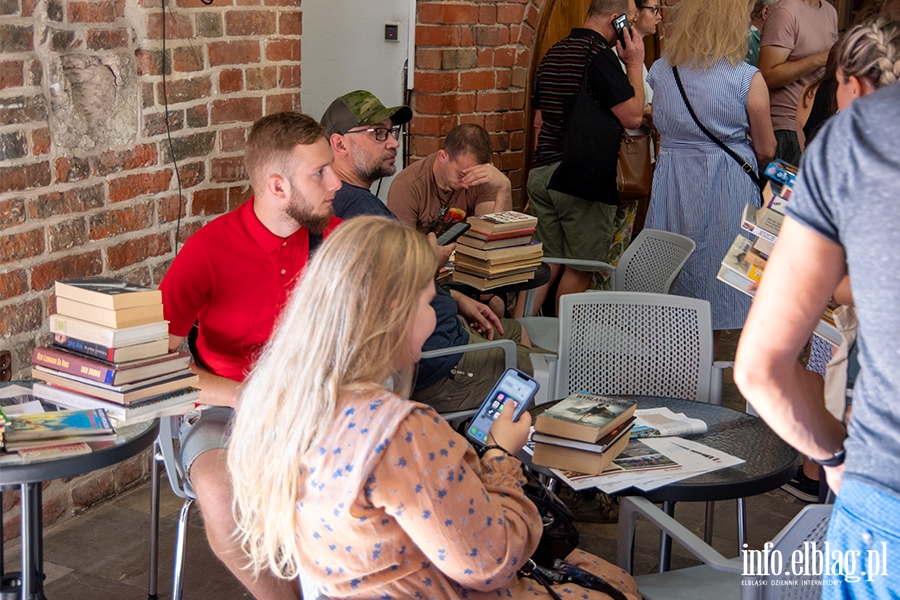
[737,497,747,552]
[172,498,194,600]
[148,445,161,600]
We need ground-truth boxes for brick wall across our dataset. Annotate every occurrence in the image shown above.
[411,0,543,208]
[1,0,300,544]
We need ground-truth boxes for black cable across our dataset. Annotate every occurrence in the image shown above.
[161,0,185,255]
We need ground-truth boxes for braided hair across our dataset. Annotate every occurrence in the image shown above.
[837,18,900,89]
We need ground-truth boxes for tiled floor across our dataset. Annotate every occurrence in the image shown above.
[2,331,812,599]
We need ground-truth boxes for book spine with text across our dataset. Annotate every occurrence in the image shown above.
[32,346,118,385]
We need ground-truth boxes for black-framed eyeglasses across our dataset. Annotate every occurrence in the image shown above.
[344,126,402,142]
[640,4,660,14]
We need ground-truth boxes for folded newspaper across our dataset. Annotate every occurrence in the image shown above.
[629,407,707,438]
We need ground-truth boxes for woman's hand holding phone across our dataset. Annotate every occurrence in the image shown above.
[486,402,532,455]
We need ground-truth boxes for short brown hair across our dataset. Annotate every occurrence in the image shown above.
[587,0,630,19]
[244,112,325,190]
[442,124,492,164]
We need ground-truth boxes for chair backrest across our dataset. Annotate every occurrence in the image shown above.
[554,292,714,403]
[157,415,195,500]
[613,229,696,294]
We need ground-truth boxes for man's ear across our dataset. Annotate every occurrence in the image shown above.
[330,132,348,156]
[760,6,770,20]
[437,149,449,163]
[266,173,288,200]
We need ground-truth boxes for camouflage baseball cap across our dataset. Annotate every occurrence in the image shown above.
[321,90,413,136]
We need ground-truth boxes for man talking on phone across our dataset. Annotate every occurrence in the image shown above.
[516,0,645,318]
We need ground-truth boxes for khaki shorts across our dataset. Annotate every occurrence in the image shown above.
[527,161,618,268]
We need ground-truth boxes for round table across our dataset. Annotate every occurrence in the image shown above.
[1,382,159,600]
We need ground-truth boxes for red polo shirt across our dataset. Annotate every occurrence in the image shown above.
[160,198,341,382]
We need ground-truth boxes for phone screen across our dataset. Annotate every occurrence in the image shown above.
[466,368,539,447]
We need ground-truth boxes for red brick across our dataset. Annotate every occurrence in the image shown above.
[47,219,88,252]
[176,221,202,244]
[0,198,25,229]
[89,203,153,240]
[459,113,486,127]
[0,269,27,300]
[418,3,479,24]
[68,1,116,23]
[72,471,115,508]
[279,11,301,35]
[179,161,205,187]
[265,92,295,114]
[0,61,24,89]
[416,49,442,70]
[518,24,534,47]
[478,5,497,24]
[415,71,458,93]
[94,144,158,176]
[409,115,456,137]
[441,48,478,69]
[492,133,510,152]
[175,0,226,8]
[278,64,300,88]
[236,0,260,6]
[186,103,208,128]
[0,298,43,336]
[416,25,460,47]
[0,228,43,265]
[500,151,523,170]
[474,25,509,47]
[494,47,516,67]
[265,37,299,62]
[219,68,243,93]
[507,166,523,187]
[107,170,172,202]
[107,232,171,270]
[227,185,251,210]
[116,453,148,487]
[172,46,203,72]
[54,156,91,182]
[211,96,262,124]
[86,28,128,50]
[511,66,527,88]
[22,0,37,17]
[484,113,504,132]
[476,91,511,112]
[32,128,51,154]
[497,4,526,23]
[30,183,104,219]
[191,188,228,216]
[509,131,525,151]
[477,48,493,68]
[460,27,474,46]
[220,127,246,152]
[157,75,212,104]
[411,136,441,158]
[511,90,525,110]
[209,40,260,66]
[0,161,50,193]
[263,0,291,6]
[158,194,186,223]
[524,4,540,28]
[210,156,245,182]
[503,112,525,131]
[247,66,276,90]
[31,252,103,291]
[496,69,512,89]
[146,12,193,39]
[135,48,169,77]
[143,110,183,137]
[226,10,275,35]
[460,70,494,91]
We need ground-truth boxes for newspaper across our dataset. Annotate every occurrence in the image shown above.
[629,407,707,439]
[550,437,744,492]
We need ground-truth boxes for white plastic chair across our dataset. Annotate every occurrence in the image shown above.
[519,229,695,353]
[617,496,832,600]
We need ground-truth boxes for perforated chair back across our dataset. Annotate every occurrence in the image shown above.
[613,229,696,294]
[555,292,714,403]
[755,504,832,599]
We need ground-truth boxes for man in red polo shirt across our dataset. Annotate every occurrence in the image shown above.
[160,112,342,598]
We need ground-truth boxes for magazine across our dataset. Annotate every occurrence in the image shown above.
[629,407,708,438]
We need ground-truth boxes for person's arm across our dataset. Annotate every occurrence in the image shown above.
[746,71,777,165]
[449,290,504,340]
[168,334,242,408]
[833,275,854,307]
[367,406,539,591]
[610,28,645,130]
[385,179,422,230]
[795,81,818,151]
[462,163,512,214]
[734,217,848,492]
[758,45,829,90]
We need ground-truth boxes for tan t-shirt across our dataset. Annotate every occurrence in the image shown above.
[387,152,495,235]
[760,0,838,131]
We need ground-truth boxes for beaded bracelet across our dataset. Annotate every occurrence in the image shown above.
[477,444,515,459]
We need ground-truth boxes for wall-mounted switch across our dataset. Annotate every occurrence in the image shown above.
[385,23,399,41]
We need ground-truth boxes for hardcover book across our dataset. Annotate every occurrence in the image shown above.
[49,315,170,348]
[33,383,200,425]
[453,241,543,263]
[5,409,114,443]
[534,392,637,443]
[531,427,632,475]
[53,335,169,363]
[55,278,162,310]
[466,212,538,235]
[32,347,191,386]
[31,368,199,405]
[451,270,535,291]
[56,297,164,329]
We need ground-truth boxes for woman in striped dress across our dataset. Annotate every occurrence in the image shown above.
[645,0,775,340]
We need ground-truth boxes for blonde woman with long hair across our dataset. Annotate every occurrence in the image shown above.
[644,0,776,349]
[227,216,639,599]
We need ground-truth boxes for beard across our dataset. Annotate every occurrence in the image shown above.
[349,142,396,183]
[286,185,334,235]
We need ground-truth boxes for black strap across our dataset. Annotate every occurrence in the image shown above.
[672,66,761,188]
[519,560,563,600]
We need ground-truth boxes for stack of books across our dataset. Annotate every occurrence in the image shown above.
[531,392,636,475]
[3,408,115,457]
[31,277,200,425]
[452,211,543,290]
[717,161,840,343]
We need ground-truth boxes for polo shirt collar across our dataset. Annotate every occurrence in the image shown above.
[571,27,610,48]
[239,195,308,253]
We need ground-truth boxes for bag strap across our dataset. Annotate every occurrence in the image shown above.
[672,66,761,187]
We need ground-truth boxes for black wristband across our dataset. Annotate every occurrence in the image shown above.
[478,444,514,459]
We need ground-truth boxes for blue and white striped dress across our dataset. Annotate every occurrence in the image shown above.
[646,58,760,330]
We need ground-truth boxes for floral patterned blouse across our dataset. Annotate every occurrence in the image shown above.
[295,390,640,600]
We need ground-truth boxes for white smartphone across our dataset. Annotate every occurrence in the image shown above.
[466,368,539,447]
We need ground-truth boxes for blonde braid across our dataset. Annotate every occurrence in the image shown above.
[838,19,900,89]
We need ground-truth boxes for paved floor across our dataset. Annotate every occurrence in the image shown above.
[2,331,812,599]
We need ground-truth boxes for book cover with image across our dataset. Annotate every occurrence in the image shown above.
[534,392,637,443]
